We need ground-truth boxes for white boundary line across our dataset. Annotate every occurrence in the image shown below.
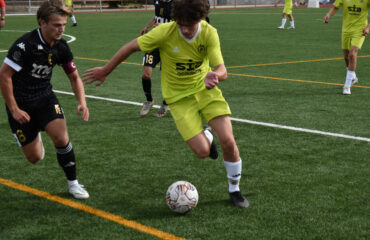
[53,90,370,143]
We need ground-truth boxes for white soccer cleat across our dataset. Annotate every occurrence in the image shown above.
[69,183,89,199]
[343,87,351,95]
[277,26,284,29]
[351,77,358,86]
[140,100,154,116]
[287,26,295,30]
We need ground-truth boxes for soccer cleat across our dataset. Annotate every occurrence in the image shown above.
[287,26,295,30]
[343,87,351,95]
[69,183,89,199]
[351,77,358,86]
[229,191,249,208]
[203,126,218,159]
[277,26,284,29]
[156,103,169,118]
[72,23,77,27]
[140,100,154,116]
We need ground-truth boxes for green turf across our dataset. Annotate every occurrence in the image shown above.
[0,7,369,240]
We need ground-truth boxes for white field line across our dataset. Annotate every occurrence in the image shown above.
[0,30,76,43]
[53,90,370,143]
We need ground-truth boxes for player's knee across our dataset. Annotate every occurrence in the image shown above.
[219,137,237,155]
[193,147,210,159]
[142,72,151,80]
[26,153,44,164]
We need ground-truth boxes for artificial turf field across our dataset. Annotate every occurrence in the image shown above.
[0,6,369,240]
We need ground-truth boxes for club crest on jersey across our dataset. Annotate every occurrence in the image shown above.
[198,44,206,54]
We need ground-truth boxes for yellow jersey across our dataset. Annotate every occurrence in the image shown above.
[65,0,72,7]
[334,0,370,33]
[137,20,224,104]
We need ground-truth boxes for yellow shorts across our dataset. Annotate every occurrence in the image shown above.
[342,32,365,50]
[169,87,231,141]
[283,5,292,15]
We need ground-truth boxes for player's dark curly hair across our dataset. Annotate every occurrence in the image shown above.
[171,0,210,25]
[37,0,72,25]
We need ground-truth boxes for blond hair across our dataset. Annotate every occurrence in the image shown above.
[37,0,72,25]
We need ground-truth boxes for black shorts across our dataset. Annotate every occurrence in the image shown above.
[6,93,65,147]
[142,49,160,68]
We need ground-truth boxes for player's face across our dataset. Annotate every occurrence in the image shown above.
[178,21,200,39]
[40,14,67,46]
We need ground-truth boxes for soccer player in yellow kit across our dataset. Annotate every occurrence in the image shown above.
[83,0,249,208]
[324,0,370,95]
[275,0,296,29]
[65,0,77,26]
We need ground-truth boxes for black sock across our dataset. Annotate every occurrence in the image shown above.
[142,77,152,102]
[163,100,168,106]
[56,142,76,181]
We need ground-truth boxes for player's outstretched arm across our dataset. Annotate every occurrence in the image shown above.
[67,70,89,122]
[82,39,141,86]
[0,63,30,124]
[274,0,282,7]
[140,17,156,35]
[324,7,338,23]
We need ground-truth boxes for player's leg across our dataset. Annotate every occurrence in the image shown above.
[6,106,44,163]
[141,51,157,116]
[287,13,295,29]
[342,34,363,95]
[21,133,45,163]
[71,15,77,27]
[278,12,287,29]
[209,116,249,208]
[45,118,89,199]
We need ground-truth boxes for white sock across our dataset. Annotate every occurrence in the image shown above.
[281,18,287,27]
[290,21,295,27]
[71,15,77,24]
[223,159,242,193]
[68,179,78,187]
[204,129,213,145]
[345,70,355,88]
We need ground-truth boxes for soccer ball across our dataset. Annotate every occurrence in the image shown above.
[166,181,199,214]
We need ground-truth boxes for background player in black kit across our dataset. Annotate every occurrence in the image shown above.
[139,0,172,117]
[0,0,90,199]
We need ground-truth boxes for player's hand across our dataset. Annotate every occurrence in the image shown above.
[362,27,370,36]
[77,104,89,122]
[82,67,108,86]
[324,15,329,23]
[140,27,148,35]
[12,108,31,124]
[204,72,219,89]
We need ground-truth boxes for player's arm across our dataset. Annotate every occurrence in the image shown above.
[205,64,227,90]
[83,38,141,86]
[274,0,283,7]
[324,6,339,23]
[0,1,5,28]
[0,63,30,124]
[140,17,156,35]
[66,68,89,122]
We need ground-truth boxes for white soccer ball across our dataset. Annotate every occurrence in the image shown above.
[166,181,199,214]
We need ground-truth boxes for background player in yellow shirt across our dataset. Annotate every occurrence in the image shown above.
[65,0,77,26]
[324,0,370,95]
[83,0,249,208]
[275,0,296,29]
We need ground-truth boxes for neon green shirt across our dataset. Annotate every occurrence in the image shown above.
[65,0,72,7]
[334,0,370,33]
[137,21,224,104]
[285,0,293,7]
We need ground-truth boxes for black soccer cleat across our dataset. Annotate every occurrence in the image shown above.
[203,125,218,159]
[229,191,249,208]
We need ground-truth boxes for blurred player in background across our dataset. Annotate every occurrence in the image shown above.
[324,0,370,95]
[275,0,296,29]
[0,0,89,199]
[65,0,77,26]
[0,0,5,29]
[139,0,172,117]
[83,0,249,208]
